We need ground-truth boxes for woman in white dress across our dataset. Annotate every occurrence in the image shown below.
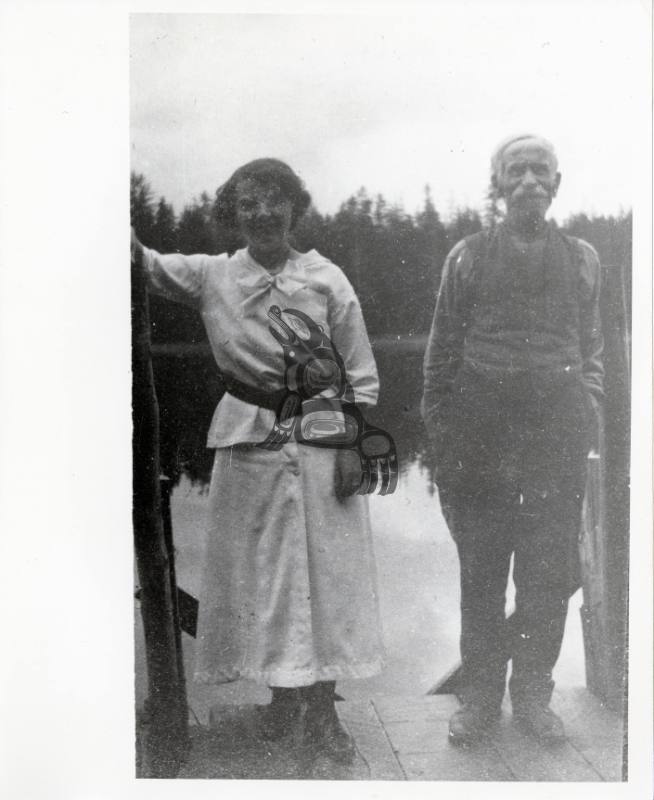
[131,159,385,763]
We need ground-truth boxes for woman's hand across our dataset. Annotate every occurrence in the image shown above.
[131,226,143,265]
[334,448,363,500]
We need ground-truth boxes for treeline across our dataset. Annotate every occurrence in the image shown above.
[131,172,632,341]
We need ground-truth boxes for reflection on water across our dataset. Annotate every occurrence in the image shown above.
[136,344,584,714]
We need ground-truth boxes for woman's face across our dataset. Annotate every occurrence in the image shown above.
[234,178,294,257]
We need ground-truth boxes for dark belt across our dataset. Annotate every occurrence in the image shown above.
[221,372,288,413]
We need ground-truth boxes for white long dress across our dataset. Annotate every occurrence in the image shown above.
[143,246,385,686]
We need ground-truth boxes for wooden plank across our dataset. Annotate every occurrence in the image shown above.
[551,689,625,781]
[382,718,451,753]
[551,688,623,741]
[373,694,460,723]
[489,713,602,782]
[339,700,406,780]
[376,691,621,782]
[379,710,512,781]
[177,724,309,780]
[179,703,377,780]
[398,742,513,781]
[176,691,623,781]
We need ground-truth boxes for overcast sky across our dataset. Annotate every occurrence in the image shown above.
[130,3,644,222]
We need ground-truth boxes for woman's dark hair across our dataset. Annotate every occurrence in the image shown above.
[215,158,312,230]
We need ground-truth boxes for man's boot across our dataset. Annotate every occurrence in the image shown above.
[510,676,566,743]
[448,702,501,747]
[512,701,566,743]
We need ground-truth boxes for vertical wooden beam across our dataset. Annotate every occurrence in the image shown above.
[132,248,188,777]
[599,260,630,715]
[579,445,608,698]
[579,258,630,722]
[160,475,188,697]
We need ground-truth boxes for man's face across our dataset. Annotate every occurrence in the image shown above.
[494,140,561,223]
[235,178,294,255]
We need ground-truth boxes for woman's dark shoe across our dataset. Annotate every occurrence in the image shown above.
[257,687,301,741]
[301,682,356,764]
[310,707,356,764]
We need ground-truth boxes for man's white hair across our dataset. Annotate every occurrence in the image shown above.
[491,134,558,180]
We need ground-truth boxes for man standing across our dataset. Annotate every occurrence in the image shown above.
[422,135,603,745]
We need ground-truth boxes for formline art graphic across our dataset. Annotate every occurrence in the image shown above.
[259,305,398,496]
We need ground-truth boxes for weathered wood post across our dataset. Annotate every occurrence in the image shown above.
[579,258,630,716]
[600,258,630,717]
[160,474,188,697]
[132,246,189,777]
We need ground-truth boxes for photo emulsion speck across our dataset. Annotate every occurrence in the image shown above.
[130,10,632,781]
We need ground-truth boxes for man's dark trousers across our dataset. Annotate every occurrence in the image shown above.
[437,370,590,713]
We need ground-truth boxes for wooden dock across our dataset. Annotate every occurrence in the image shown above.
[173,688,624,781]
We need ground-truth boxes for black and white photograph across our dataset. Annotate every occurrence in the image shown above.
[1,1,652,797]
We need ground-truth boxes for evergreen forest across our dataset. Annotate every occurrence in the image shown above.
[130,172,632,485]
[131,172,632,344]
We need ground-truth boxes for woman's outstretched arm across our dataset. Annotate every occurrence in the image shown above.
[130,227,209,310]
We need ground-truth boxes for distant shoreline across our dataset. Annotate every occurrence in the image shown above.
[150,333,434,358]
[150,335,428,358]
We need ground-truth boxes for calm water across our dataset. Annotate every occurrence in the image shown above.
[135,346,585,716]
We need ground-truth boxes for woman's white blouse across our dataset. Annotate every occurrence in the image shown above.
[142,246,379,448]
